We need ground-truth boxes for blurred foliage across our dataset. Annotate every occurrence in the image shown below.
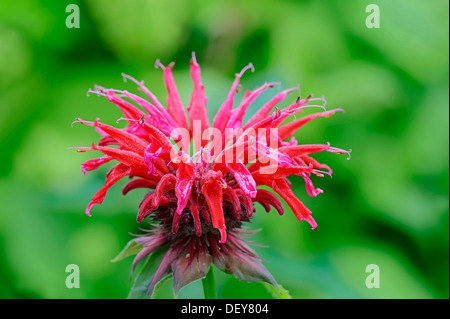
[0,0,448,299]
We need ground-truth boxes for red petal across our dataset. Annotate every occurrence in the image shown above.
[122,178,157,195]
[271,178,317,229]
[92,144,148,172]
[152,174,176,209]
[120,90,178,136]
[105,91,144,121]
[234,189,254,217]
[140,122,175,156]
[188,53,210,150]
[222,187,241,218]
[252,164,312,180]
[81,155,113,173]
[226,161,257,198]
[174,160,196,215]
[213,63,254,133]
[244,86,299,130]
[227,82,279,130]
[201,170,226,243]
[137,193,170,222]
[278,143,331,158]
[159,61,189,130]
[278,109,342,141]
[253,189,284,215]
[79,118,148,155]
[86,164,131,216]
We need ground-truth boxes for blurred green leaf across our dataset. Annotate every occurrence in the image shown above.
[263,283,292,299]
[111,239,142,263]
[127,246,168,299]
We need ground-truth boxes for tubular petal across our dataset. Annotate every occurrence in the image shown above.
[188,52,210,150]
[253,189,284,215]
[278,143,331,158]
[92,144,148,172]
[159,61,189,130]
[81,155,113,174]
[122,178,157,195]
[227,82,280,130]
[226,162,257,198]
[174,160,196,215]
[278,109,343,141]
[201,171,226,243]
[272,179,317,229]
[244,85,299,130]
[86,164,131,216]
[152,174,177,209]
[212,63,254,134]
[234,189,254,217]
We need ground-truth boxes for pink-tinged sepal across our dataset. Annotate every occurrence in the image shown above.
[148,245,179,296]
[212,231,278,288]
[171,239,213,295]
[130,235,167,276]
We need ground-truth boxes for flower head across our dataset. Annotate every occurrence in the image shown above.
[73,53,350,296]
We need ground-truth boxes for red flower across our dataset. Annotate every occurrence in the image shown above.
[73,53,350,296]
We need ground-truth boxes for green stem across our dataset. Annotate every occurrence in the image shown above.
[202,266,217,299]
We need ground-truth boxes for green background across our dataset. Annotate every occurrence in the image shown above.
[0,0,448,299]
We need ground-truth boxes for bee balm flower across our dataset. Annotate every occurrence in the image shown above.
[72,53,350,296]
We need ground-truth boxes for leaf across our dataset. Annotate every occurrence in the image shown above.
[127,245,169,299]
[151,274,172,299]
[110,239,142,263]
[263,283,292,299]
